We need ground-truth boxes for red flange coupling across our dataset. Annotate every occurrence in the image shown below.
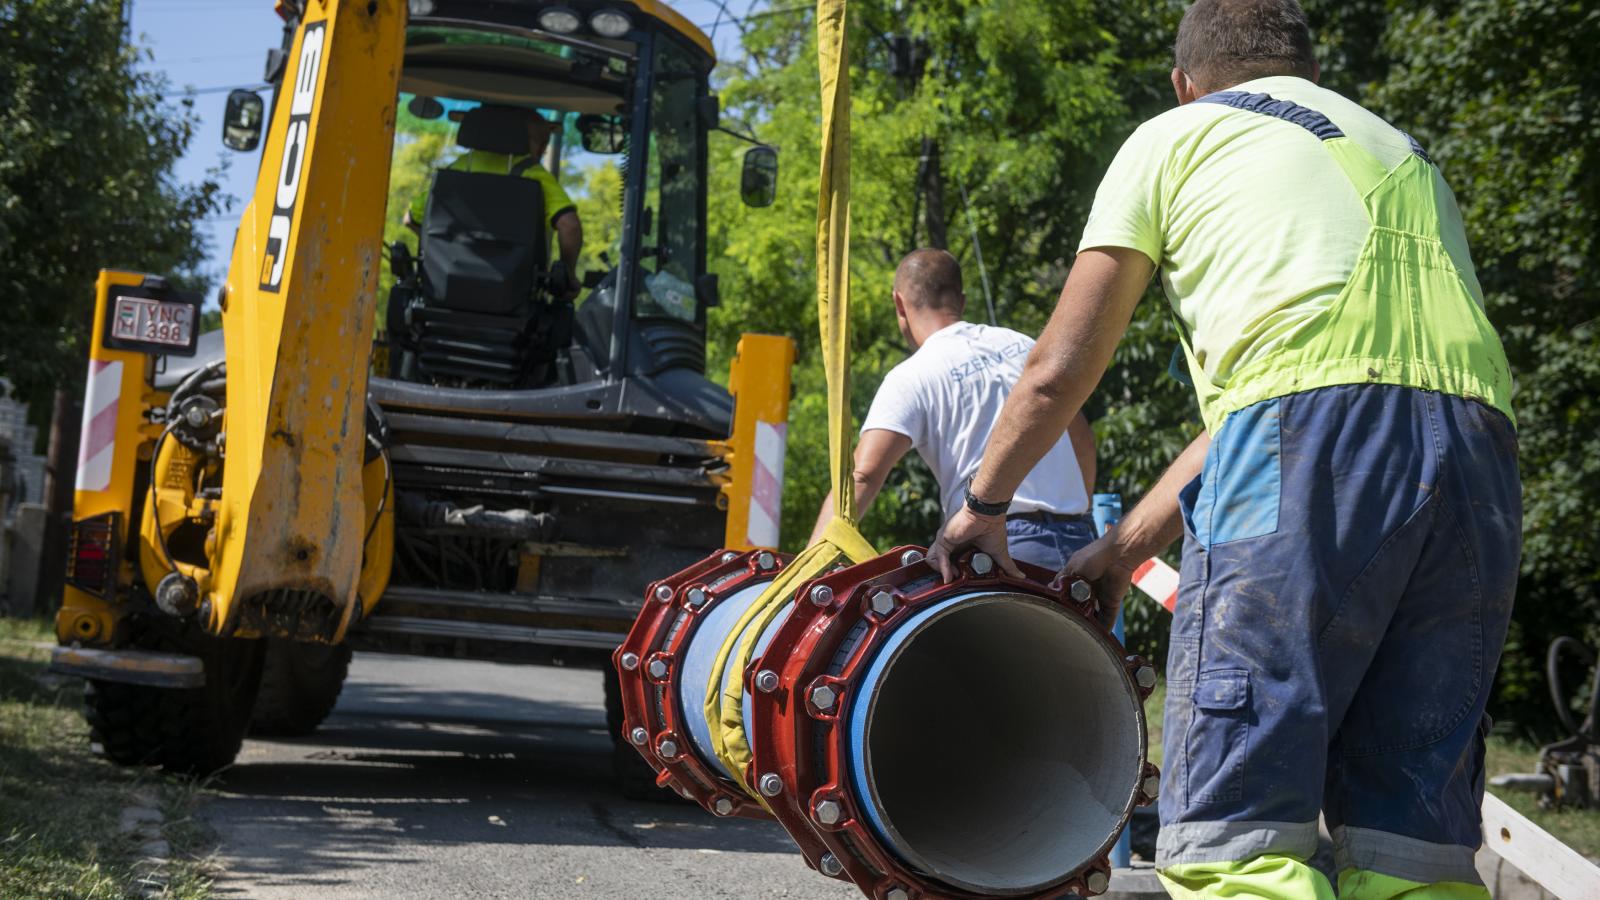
[745,547,1159,899]
[612,547,788,819]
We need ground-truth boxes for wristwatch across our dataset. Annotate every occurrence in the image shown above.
[962,475,1010,517]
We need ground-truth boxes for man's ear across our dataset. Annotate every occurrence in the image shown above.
[1172,68,1202,104]
[1310,59,1322,84]
[892,290,908,318]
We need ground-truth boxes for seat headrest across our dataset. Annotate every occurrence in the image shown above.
[456,105,539,156]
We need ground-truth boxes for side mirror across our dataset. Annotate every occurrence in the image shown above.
[222,89,264,152]
[577,114,628,154]
[740,145,778,208]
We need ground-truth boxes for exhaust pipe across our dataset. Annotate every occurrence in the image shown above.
[615,547,1157,898]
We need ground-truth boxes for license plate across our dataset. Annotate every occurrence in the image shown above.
[111,295,195,349]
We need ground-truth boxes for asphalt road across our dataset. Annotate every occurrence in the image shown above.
[205,652,860,899]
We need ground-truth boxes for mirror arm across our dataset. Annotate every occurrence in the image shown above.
[715,125,766,148]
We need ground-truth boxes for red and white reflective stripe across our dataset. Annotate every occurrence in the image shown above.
[1132,557,1179,613]
[747,420,787,548]
[75,359,123,493]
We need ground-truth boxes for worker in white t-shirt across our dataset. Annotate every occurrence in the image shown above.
[810,248,1097,571]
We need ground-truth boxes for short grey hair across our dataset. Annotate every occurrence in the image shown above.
[1174,0,1316,93]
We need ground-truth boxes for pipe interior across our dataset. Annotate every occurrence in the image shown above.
[854,594,1142,894]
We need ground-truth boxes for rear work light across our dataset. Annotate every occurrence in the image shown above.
[66,512,122,599]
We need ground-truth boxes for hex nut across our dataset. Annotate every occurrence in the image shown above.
[629,727,648,746]
[653,584,673,602]
[713,797,734,816]
[810,684,838,711]
[899,548,925,566]
[1086,870,1110,894]
[754,669,780,693]
[819,853,844,877]
[619,652,639,671]
[756,550,776,571]
[809,584,834,607]
[1142,773,1161,799]
[886,889,910,900]
[758,773,783,797]
[658,739,679,759]
[971,552,994,575]
[646,659,669,679]
[814,799,842,825]
[868,589,896,616]
[1136,665,1157,689]
[1070,579,1093,602]
[686,587,707,607]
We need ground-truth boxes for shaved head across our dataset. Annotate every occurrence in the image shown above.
[894,248,965,314]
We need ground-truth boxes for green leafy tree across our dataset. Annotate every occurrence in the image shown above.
[0,0,224,404]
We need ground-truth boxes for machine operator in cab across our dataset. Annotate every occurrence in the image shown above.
[406,105,583,299]
[931,1,1520,898]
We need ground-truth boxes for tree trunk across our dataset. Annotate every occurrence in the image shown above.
[919,137,948,250]
[36,387,79,614]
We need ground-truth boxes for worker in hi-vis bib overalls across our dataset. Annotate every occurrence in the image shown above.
[930,1,1520,898]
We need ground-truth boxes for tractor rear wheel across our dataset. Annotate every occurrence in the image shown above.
[85,616,266,776]
[250,639,352,736]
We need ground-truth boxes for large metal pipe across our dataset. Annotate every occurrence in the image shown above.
[615,547,1157,898]
[848,593,1145,894]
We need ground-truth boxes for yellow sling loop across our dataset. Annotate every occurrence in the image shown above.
[704,0,878,791]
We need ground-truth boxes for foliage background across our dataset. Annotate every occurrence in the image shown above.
[703,0,1598,738]
[0,0,223,413]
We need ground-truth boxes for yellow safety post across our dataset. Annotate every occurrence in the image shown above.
[705,0,877,791]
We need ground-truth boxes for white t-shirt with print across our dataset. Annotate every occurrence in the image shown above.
[860,321,1089,521]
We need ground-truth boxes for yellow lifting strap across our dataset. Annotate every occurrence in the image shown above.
[705,0,878,792]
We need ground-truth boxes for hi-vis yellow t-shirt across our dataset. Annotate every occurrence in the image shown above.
[1078,75,1507,430]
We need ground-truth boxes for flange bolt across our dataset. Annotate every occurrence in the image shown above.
[658,739,678,759]
[809,684,837,712]
[756,550,776,571]
[646,659,669,679]
[971,552,994,576]
[619,652,639,671]
[629,727,648,746]
[1142,772,1161,799]
[754,669,780,693]
[809,584,834,607]
[1136,665,1157,689]
[868,589,896,616]
[713,797,734,816]
[653,584,673,603]
[758,773,783,797]
[899,548,925,566]
[814,799,842,825]
[1070,579,1093,602]
[819,853,844,877]
[886,889,910,900]
[721,551,739,563]
[1086,870,1110,894]
[686,587,707,607]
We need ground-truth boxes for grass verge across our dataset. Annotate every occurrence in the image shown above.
[1144,677,1598,859]
[0,616,215,899]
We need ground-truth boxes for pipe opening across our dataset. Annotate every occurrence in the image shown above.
[855,594,1143,894]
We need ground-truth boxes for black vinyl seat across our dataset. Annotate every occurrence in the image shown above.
[392,105,573,388]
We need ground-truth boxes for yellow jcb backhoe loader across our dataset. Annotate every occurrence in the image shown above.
[51,0,794,793]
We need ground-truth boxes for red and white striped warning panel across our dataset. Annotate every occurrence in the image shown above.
[1132,557,1179,613]
[747,420,787,548]
[75,358,122,493]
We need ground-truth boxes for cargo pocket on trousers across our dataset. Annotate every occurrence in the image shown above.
[1185,669,1250,806]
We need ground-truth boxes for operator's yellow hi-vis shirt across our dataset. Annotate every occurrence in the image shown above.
[409,149,575,230]
[1079,75,1512,432]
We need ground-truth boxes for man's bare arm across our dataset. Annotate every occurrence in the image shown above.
[928,247,1153,580]
[553,211,583,297]
[1068,412,1096,500]
[809,429,913,544]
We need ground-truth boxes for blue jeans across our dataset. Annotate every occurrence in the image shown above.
[1004,513,1097,572]
[1156,384,1521,886]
